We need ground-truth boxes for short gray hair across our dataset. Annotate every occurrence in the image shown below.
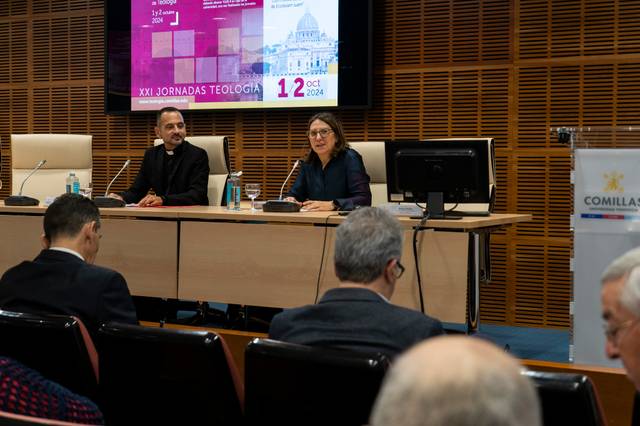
[623,267,640,317]
[370,336,541,426]
[334,207,403,283]
[601,247,640,316]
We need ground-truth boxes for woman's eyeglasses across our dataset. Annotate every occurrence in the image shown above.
[307,128,333,139]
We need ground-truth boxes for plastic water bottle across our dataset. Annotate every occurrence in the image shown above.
[233,174,242,211]
[72,174,80,194]
[227,171,243,210]
[66,172,80,194]
[65,172,75,194]
[226,176,234,209]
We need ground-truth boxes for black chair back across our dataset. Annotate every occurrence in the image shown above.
[97,322,243,426]
[0,310,98,400]
[244,338,390,426]
[523,370,606,426]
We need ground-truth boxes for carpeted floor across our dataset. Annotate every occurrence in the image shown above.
[444,322,570,362]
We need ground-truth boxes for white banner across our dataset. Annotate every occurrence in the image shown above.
[573,148,640,365]
[574,149,640,233]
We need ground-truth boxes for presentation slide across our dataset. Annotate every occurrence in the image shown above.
[131,0,339,111]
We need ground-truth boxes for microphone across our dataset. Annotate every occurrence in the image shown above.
[5,160,47,206]
[263,159,302,212]
[279,159,300,200]
[94,160,131,208]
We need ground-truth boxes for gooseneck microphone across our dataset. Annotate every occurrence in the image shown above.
[263,159,302,212]
[5,160,47,206]
[94,160,131,208]
[279,159,300,200]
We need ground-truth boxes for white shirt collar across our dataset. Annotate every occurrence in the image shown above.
[49,247,85,262]
[376,291,391,303]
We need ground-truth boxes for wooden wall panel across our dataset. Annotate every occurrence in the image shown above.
[0,2,28,17]
[2,0,640,328]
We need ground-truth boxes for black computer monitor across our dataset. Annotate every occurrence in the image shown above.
[385,139,491,218]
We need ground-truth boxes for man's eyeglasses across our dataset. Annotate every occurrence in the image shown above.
[307,128,333,139]
[394,260,405,279]
[603,318,637,341]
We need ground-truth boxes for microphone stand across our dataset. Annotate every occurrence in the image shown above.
[5,160,47,206]
[94,160,131,208]
[263,159,302,212]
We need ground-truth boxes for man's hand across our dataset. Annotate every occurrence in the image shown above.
[138,194,164,207]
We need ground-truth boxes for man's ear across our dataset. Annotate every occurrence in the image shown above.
[81,222,94,241]
[40,233,50,249]
[154,126,161,138]
[384,259,396,283]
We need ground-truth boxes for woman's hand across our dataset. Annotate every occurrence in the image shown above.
[302,200,335,211]
[284,196,301,205]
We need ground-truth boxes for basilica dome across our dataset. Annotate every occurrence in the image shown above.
[296,11,319,32]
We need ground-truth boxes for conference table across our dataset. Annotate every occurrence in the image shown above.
[0,203,530,331]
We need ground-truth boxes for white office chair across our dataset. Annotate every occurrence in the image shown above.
[154,136,230,206]
[10,134,92,203]
[350,141,386,206]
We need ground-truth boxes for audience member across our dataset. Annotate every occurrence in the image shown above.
[370,335,541,426]
[0,193,137,336]
[601,247,640,390]
[285,111,371,211]
[0,356,104,424]
[111,106,209,206]
[269,207,443,358]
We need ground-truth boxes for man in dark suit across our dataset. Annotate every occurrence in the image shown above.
[0,193,137,336]
[269,207,444,359]
[110,106,209,206]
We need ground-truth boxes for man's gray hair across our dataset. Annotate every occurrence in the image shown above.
[601,247,640,316]
[370,336,541,426]
[334,207,403,283]
[623,267,640,317]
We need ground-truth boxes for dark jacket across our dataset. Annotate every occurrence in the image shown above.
[269,287,443,359]
[0,249,138,338]
[121,140,209,205]
[287,148,371,211]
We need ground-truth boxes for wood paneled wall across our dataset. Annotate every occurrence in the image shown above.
[2,0,639,327]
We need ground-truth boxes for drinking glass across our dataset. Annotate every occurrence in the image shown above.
[79,183,93,199]
[245,183,261,211]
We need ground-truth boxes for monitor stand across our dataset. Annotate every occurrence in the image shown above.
[412,192,463,220]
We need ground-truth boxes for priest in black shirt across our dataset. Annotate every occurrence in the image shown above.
[110,106,209,207]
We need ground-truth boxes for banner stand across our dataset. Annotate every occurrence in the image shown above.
[554,126,640,366]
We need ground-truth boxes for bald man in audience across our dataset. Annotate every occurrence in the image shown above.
[370,335,541,426]
[601,247,640,390]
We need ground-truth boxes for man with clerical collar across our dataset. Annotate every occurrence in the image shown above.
[110,106,209,207]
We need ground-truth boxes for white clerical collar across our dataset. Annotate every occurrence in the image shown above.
[166,149,175,155]
[49,247,84,261]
